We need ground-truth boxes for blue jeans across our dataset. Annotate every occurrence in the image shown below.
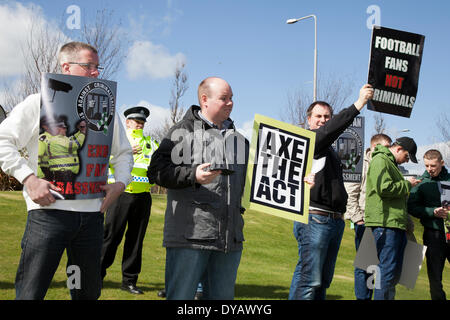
[371,227,407,300]
[15,209,104,300]
[165,248,242,300]
[289,213,345,300]
[354,223,373,300]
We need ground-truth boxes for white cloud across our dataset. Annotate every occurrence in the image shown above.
[0,2,67,78]
[126,40,186,80]
[0,2,49,76]
[236,120,254,141]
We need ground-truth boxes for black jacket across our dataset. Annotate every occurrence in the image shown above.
[148,105,249,252]
[309,105,360,214]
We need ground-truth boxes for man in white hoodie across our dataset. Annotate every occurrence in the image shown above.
[0,41,133,300]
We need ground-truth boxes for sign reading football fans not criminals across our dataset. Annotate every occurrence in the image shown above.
[367,26,425,118]
[243,115,315,224]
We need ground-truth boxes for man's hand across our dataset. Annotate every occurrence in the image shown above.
[99,182,125,213]
[354,84,374,111]
[23,174,62,206]
[407,176,422,188]
[195,163,221,185]
[132,145,142,155]
[303,173,315,188]
[434,207,448,219]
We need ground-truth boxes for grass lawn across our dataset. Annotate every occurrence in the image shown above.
[0,191,448,300]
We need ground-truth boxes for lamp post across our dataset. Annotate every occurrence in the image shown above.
[286,15,317,101]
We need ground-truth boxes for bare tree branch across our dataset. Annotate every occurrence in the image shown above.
[373,112,386,135]
[79,9,129,80]
[281,73,355,128]
[149,63,189,142]
[437,112,450,146]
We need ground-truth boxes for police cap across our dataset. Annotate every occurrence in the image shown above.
[124,106,150,122]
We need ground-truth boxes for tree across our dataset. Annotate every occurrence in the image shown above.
[150,62,189,142]
[1,9,127,110]
[77,9,128,81]
[281,73,354,128]
[437,112,450,144]
[373,112,386,134]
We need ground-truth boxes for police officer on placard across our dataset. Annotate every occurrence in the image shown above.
[101,106,159,294]
[38,116,59,181]
[47,116,86,197]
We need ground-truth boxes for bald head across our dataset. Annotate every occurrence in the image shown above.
[197,77,228,104]
[197,77,233,128]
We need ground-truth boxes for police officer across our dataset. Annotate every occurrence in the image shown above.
[47,116,86,201]
[38,116,59,181]
[101,106,159,294]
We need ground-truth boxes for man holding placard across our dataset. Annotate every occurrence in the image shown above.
[408,149,450,300]
[0,42,133,300]
[289,84,374,300]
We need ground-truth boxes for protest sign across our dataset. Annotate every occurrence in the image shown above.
[354,228,427,290]
[439,181,450,242]
[332,116,365,183]
[367,26,425,118]
[242,114,315,223]
[0,105,6,125]
[39,73,117,200]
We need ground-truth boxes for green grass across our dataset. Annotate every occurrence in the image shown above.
[0,191,448,300]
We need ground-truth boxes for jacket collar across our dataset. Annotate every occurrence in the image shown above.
[421,166,449,180]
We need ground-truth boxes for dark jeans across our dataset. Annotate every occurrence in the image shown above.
[372,227,407,300]
[354,223,373,300]
[15,209,104,300]
[289,214,345,300]
[423,227,450,300]
[165,248,242,300]
[101,192,151,285]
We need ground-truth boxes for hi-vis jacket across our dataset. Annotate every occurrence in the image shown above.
[109,128,159,193]
[47,131,85,174]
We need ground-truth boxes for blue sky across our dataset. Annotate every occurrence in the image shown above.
[1,0,449,173]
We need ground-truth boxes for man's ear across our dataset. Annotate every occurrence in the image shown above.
[60,62,70,74]
[200,94,208,107]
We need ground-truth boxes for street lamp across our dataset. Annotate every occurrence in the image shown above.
[286,15,318,101]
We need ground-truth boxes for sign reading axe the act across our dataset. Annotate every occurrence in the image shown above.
[242,115,315,224]
[367,26,425,118]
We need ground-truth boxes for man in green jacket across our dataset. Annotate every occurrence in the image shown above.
[364,137,421,300]
[408,149,450,300]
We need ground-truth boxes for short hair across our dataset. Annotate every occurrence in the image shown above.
[58,41,98,66]
[423,149,443,161]
[306,101,333,118]
[370,133,392,146]
[197,77,226,105]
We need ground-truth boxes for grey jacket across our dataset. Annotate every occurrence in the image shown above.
[148,105,248,252]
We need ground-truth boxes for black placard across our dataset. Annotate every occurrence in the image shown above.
[367,26,425,118]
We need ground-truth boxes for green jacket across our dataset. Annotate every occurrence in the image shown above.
[407,166,450,232]
[364,145,411,230]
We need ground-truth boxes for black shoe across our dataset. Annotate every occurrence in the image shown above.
[157,289,166,298]
[194,291,203,300]
[121,284,144,294]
